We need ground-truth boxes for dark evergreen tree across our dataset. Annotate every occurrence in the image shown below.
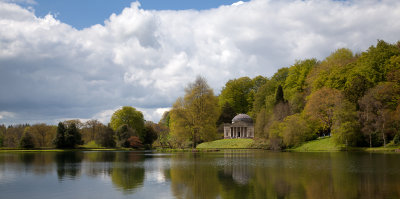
[275,85,285,104]
[64,123,83,148]
[217,102,236,125]
[19,131,35,149]
[54,122,66,148]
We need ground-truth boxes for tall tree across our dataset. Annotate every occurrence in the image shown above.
[304,88,344,136]
[19,127,35,149]
[110,106,144,137]
[170,76,219,148]
[217,102,236,125]
[219,77,254,114]
[53,122,66,148]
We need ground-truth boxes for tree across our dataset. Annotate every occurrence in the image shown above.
[219,77,254,114]
[53,122,83,148]
[115,124,135,148]
[217,102,236,125]
[127,136,143,149]
[19,127,35,149]
[159,111,171,127]
[30,123,51,147]
[53,122,66,148]
[275,85,285,104]
[96,126,116,148]
[142,122,158,147]
[110,106,144,138]
[332,100,361,147]
[64,123,83,148]
[170,76,219,148]
[304,88,344,136]
[359,82,400,147]
[84,119,102,142]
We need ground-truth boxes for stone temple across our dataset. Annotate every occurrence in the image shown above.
[223,114,254,139]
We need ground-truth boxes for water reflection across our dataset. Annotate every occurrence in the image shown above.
[0,151,400,199]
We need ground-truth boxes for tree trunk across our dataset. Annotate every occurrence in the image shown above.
[369,134,372,148]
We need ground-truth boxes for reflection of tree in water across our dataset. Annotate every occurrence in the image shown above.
[218,171,252,198]
[84,151,116,177]
[167,153,221,199]
[110,152,145,194]
[222,151,253,185]
[55,152,84,181]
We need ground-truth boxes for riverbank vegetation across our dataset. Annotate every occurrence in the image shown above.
[1,40,400,151]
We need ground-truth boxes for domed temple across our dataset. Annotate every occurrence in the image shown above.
[223,114,254,139]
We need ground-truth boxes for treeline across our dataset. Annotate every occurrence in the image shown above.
[162,40,400,149]
[0,107,165,149]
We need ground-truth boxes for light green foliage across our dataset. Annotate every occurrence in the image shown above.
[219,76,256,114]
[277,114,317,148]
[110,106,144,136]
[284,59,318,100]
[170,77,219,148]
[332,100,360,146]
[309,48,355,91]
[196,139,254,149]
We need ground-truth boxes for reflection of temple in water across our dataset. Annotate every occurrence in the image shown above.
[222,151,253,185]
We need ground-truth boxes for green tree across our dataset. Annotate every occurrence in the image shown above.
[110,106,144,137]
[96,126,116,148]
[64,123,83,148]
[275,85,285,104]
[53,122,66,148]
[332,100,361,147]
[217,102,236,125]
[170,76,219,148]
[219,77,254,114]
[304,88,344,136]
[19,127,35,149]
[115,124,135,147]
[142,122,158,147]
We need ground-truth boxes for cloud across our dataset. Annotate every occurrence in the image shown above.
[0,0,400,124]
[0,111,16,120]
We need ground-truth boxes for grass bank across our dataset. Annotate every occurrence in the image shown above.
[196,139,255,149]
[289,137,344,152]
[290,137,400,152]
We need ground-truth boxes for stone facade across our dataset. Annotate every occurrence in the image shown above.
[223,114,254,139]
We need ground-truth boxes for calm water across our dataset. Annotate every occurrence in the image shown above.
[1,150,400,199]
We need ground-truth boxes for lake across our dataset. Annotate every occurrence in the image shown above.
[0,150,399,199]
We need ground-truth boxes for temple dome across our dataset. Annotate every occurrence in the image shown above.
[232,114,253,124]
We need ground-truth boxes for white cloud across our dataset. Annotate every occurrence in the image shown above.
[1,0,400,124]
[0,111,16,120]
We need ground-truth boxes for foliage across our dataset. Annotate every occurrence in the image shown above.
[159,111,170,127]
[127,136,143,149]
[217,102,236,125]
[53,122,83,148]
[110,106,144,136]
[170,76,219,148]
[142,122,158,147]
[332,100,361,147]
[96,126,116,148]
[304,88,344,135]
[19,127,35,149]
[219,76,263,114]
[115,124,135,148]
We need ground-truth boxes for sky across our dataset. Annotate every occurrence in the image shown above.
[0,0,400,125]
